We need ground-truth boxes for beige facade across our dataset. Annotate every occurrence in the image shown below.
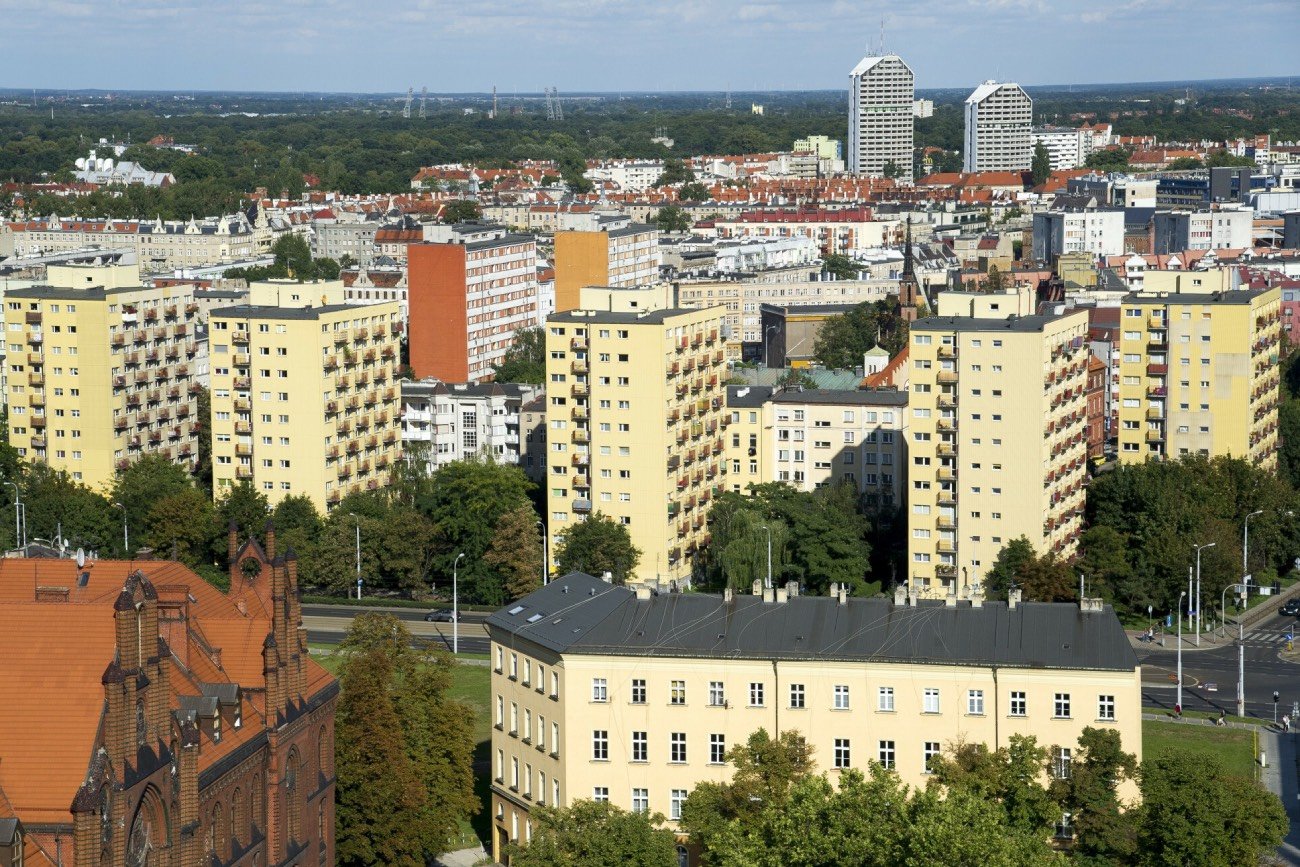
[208,299,402,510]
[676,278,896,347]
[544,307,727,585]
[6,267,202,490]
[486,574,1142,865]
[1116,285,1281,467]
[908,310,1090,596]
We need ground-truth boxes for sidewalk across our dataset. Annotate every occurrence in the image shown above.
[434,843,490,867]
[1259,729,1300,865]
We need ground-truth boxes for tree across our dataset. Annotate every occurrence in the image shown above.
[442,199,481,223]
[194,385,212,493]
[983,264,1007,293]
[821,253,860,281]
[655,205,691,233]
[654,157,695,187]
[21,465,119,554]
[144,489,216,566]
[983,536,1080,602]
[492,327,546,384]
[1050,727,1137,862]
[928,735,1059,836]
[334,642,428,866]
[213,481,270,553]
[775,368,816,389]
[1085,148,1130,172]
[1137,749,1287,867]
[883,160,901,179]
[553,512,640,584]
[1205,149,1256,168]
[505,800,678,867]
[112,454,194,545]
[1164,156,1203,170]
[811,298,909,370]
[484,505,545,600]
[1278,398,1300,488]
[271,233,314,280]
[1031,142,1052,186]
[678,181,710,202]
[271,494,322,557]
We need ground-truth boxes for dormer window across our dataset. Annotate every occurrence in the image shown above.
[212,713,222,743]
[234,707,242,729]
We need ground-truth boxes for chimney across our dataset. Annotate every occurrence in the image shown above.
[785,580,799,598]
[264,519,276,561]
[970,587,984,608]
[775,586,788,603]
[226,521,239,567]
[752,579,763,597]
[762,586,775,603]
[1008,588,1022,609]
[601,571,613,583]
[893,584,907,606]
[837,584,847,606]
[1080,597,1104,614]
[829,582,839,598]
[635,585,652,601]
[723,586,734,604]
[945,588,957,607]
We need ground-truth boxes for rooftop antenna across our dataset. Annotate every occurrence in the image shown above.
[491,85,498,119]
[419,86,428,119]
[879,16,886,56]
[554,87,563,121]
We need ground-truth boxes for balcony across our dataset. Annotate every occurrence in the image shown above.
[1146,363,1168,377]
[938,467,956,482]
[25,331,42,345]
[1148,316,1165,329]
[1147,386,1167,399]
[571,359,588,375]
[29,392,44,407]
[333,330,348,345]
[233,376,251,390]
[571,405,588,421]
[938,393,957,410]
[1145,429,1165,443]
[29,415,45,429]
[1147,338,1168,351]
[234,353,251,367]
[937,418,956,432]
[937,515,956,530]
[232,331,249,344]
[937,489,957,506]
[27,373,43,387]
[111,333,126,347]
[572,429,590,444]
[133,330,147,345]
[143,308,158,322]
[937,345,957,359]
[24,311,42,325]
[937,442,955,457]
[234,421,252,434]
[570,337,587,350]
[570,453,589,467]
[363,348,376,363]
[234,398,251,412]
[570,383,588,398]
[1145,407,1163,420]
[572,473,590,488]
[937,370,958,384]
[235,443,252,457]
[235,466,253,480]
[573,498,592,513]
[937,540,956,555]
[30,435,46,449]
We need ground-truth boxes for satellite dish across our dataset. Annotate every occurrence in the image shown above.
[76,548,86,568]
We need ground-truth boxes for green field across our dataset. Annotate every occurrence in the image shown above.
[1142,719,1258,781]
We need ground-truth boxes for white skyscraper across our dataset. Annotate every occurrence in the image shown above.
[848,54,915,181]
[963,81,1033,173]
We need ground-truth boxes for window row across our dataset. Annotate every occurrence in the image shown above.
[593,730,728,764]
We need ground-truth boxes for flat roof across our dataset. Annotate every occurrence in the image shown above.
[548,308,713,325]
[771,388,908,407]
[725,384,776,408]
[488,573,1137,672]
[209,303,392,321]
[6,285,143,300]
[913,313,1075,333]
[1121,287,1273,305]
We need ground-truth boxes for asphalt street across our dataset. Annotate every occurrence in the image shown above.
[1134,610,1300,721]
[303,603,492,655]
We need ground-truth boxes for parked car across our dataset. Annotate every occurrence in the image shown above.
[424,609,458,623]
[1279,599,1300,617]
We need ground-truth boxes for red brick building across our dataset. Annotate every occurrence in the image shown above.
[1086,352,1108,459]
[0,524,336,867]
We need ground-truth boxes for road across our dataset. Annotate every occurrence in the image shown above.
[303,603,492,655]
[1135,611,1299,721]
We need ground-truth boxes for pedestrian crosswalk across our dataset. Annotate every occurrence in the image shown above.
[1242,629,1297,648]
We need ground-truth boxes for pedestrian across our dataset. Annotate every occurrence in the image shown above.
[1284,714,1291,733]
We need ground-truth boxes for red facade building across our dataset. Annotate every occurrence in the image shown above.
[1086,352,1108,459]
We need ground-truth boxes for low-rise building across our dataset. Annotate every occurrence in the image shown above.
[1032,206,1125,261]
[487,574,1141,865]
[400,379,541,473]
[1152,208,1253,254]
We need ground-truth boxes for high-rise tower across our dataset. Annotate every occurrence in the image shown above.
[848,53,914,181]
[963,81,1033,173]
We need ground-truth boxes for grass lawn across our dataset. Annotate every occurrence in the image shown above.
[1142,719,1258,781]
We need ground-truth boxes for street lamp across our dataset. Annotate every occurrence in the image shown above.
[3,481,23,550]
[453,552,465,654]
[759,525,772,590]
[1243,509,1264,576]
[1194,541,1216,647]
[536,519,549,587]
[1176,590,1186,714]
[113,502,129,556]
[350,513,361,600]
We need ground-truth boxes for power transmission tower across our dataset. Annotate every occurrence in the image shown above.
[402,87,414,118]
[419,86,428,119]
[553,87,563,121]
[725,83,732,110]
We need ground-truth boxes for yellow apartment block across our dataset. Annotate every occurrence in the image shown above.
[544,307,727,585]
[486,573,1141,865]
[208,300,402,510]
[6,270,202,490]
[722,385,774,493]
[553,225,661,313]
[908,311,1091,597]
[1115,285,1281,467]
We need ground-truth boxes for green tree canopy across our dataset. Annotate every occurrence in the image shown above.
[821,253,860,281]
[442,199,482,223]
[144,489,215,566]
[111,454,195,551]
[553,512,641,584]
[505,800,678,867]
[213,481,270,554]
[678,181,711,201]
[1049,727,1138,862]
[1031,142,1052,185]
[811,298,909,370]
[655,205,691,233]
[655,157,695,187]
[492,327,546,384]
[484,504,546,600]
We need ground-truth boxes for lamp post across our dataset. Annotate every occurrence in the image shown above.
[1194,542,1216,647]
[1239,576,1252,717]
[763,325,778,369]
[113,502,129,556]
[759,525,772,590]
[1243,509,1264,576]
[350,513,361,600]
[536,519,549,587]
[4,481,23,550]
[1177,590,1186,714]
[453,552,465,654]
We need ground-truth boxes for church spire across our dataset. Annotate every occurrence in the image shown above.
[903,215,914,279]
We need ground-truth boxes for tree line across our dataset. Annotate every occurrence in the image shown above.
[507,726,1286,867]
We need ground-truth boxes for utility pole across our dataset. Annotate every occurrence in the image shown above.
[1195,542,1216,647]
[350,513,361,600]
[760,525,772,590]
[453,552,465,654]
[1177,591,1186,714]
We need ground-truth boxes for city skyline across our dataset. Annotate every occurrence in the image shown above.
[0,0,1294,94]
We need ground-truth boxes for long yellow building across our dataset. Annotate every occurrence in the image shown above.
[208,299,402,510]
[5,264,202,489]
[543,306,727,585]
[907,309,1090,597]
[1115,284,1281,467]
[486,573,1141,865]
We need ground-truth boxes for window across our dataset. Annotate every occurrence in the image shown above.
[709,681,725,707]
[877,686,895,711]
[967,690,985,715]
[631,789,649,814]
[833,685,850,710]
[833,738,851,769]
[510,653,518,679]
[878,740,896,770]
[670,732,687,763]
[1054,693,1071,719]
[632,731,648,762]
[710,734,726,764]
[1010,691,1027,717]
[1053,747,1072,780]
[1055,812,1074,840]
[671,789,688,821]
[591,678,607,703]
[593,787,609,802]
[670,680,686,705]
[749,682,765,707]
[923,688,940,714]
[630,678,646,704]
[592,730,609,761]
[924,741,941,773]
[1098,695,1116,721]
[551,672,560,698]
[789,683,805,708]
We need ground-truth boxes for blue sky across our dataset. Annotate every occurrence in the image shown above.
[3,0,1295,93]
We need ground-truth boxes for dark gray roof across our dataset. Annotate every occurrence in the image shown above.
[549,308,708,325]
[402,379,535,400]
[487,573,1138,672]
[771,388,908,407]
[7,285,142,300]
[0,818,17,845]
[209,303,383,321]
[1121,288,1270,305]
[760,303,860,316]
[913,313,1074,333]
[726,384,775,408]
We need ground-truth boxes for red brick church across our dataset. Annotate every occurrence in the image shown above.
[0,523,336,866]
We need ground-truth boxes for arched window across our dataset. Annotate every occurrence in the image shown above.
[127,787,167,867]
[136,699,146,746]
[285,750,302,844]
[231,789,243,847]
[318,725,329,781]
[251,775,263,837]
[208,803,222,857]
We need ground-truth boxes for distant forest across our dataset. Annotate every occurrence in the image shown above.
[0,80,1297,218]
